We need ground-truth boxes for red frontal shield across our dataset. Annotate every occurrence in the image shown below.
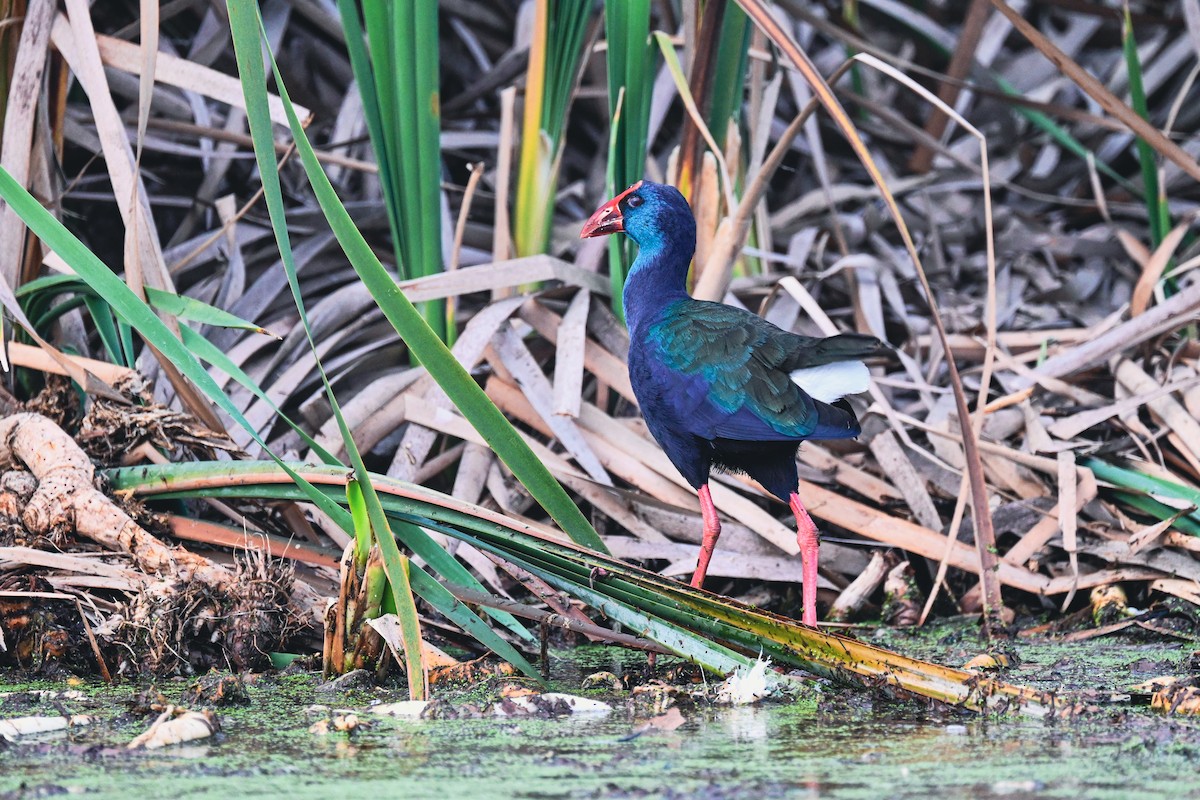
[580,181,644,238]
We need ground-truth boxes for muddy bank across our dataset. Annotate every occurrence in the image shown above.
[3,623,1200,799]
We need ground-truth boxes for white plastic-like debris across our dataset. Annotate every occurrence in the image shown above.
[367,701,432,719]
[0,690,87,702]
[368,616,460,669]
[494,693,612,716]
[128,708,219,750]
[541,693,612,714]
[716,657,775,705]
[0,714,93,740]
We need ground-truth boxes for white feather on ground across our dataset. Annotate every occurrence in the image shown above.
[716,656,775,705]
[789,360,871,403]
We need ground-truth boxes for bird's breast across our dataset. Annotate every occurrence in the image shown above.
[628,345,707,429]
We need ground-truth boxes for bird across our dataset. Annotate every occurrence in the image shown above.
[580,180,887,626]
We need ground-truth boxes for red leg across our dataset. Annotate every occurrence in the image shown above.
[790,492,820,626]
[691,484,721,589]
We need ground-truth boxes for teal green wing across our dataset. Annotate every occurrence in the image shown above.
[647,301,858,441]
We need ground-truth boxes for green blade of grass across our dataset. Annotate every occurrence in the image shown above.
[144,287,275,335]
[82,295,128,367]
[15,272,83,297]
[229,4,604,553]
[1111,491,1200,537]
[401,0,444,339]
[1083,457,1200,507]
[374,518,426,697]
[114,459,1064,716]
[604,0,656,320]
[21,275,275,336]
[1082,456,1200,533]
[706,3,751,152]
[30,297,86,334]
[1121,8,1169,251]
[338,0,446,340]
[117,320,135,375]
[337,0,401,248]
[542,2,594,146]
[0,164,356,533]
[111,460,542,678]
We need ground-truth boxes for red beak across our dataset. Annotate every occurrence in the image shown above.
[580,181,643,239]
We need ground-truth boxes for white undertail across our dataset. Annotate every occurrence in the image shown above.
[789,360,871,404]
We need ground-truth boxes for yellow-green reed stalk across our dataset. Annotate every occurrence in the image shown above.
[514,0,593,260]
[348,478,371,572]
[349,551,389,672]
[693,3,757,280]
[1083,457,1200,537]
[677,0,750,196]
[705,4,751,154]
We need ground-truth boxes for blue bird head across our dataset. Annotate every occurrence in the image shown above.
[580,181,696,255]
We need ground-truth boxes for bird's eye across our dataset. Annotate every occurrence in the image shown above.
[626,194,644,209]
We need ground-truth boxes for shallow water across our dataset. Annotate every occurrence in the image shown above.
[3,624,1199,799]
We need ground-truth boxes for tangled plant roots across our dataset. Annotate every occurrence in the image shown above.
[106,551,300,676]
[0,411,309,676]
[227,550,301,671]
[79,375,238,465]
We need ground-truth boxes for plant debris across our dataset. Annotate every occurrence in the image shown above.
[181,672,251,708]
[127,707,220,750]
[0,714,93,742]
[0,1,1199,717]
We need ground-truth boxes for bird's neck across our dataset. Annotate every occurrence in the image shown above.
[622,240,694,337]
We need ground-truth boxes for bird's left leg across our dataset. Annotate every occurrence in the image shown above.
[789,492,820,626]
[691,484,721,589]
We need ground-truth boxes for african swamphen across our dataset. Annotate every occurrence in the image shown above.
[581,180,887,626]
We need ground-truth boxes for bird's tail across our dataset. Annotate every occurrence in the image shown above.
[785,332,891,404]
[785,332,891,369]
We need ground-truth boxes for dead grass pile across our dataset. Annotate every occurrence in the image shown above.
[3,2,1200,677]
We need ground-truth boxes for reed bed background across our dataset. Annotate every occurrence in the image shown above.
[0,0,1198,707]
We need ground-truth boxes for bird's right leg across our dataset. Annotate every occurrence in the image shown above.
[790,492,820,627]
[691,484,721,589]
